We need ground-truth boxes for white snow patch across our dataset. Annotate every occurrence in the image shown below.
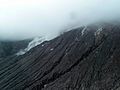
[16,50,26,55]
[81,26,87,36]
[42,44,44,47]
[16,36,45,56]
[44,85,47,88]
[50,48,54,51]
[94,27,103,36]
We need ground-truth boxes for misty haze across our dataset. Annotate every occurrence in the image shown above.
[0,0,120,90]
[0,0,120,40]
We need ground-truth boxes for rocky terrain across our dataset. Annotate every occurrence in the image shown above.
[0,23,120,90]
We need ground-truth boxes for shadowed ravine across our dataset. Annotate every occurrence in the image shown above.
[0,23,120,90]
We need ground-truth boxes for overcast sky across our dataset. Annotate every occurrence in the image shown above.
[0,0,120,41]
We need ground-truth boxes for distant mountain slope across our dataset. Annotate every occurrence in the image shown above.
[0,23,120,90]
[0,39,31,58]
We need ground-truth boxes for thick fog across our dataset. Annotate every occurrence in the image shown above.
[0,0,120,41]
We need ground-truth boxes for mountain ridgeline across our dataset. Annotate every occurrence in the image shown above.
[0,23,120,90]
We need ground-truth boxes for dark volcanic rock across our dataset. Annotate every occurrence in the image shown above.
[0,23,120,90]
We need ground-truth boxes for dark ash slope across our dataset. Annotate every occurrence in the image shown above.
[0,23,120,90]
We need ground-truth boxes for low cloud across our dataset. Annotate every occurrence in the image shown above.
[0,0,120,40]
